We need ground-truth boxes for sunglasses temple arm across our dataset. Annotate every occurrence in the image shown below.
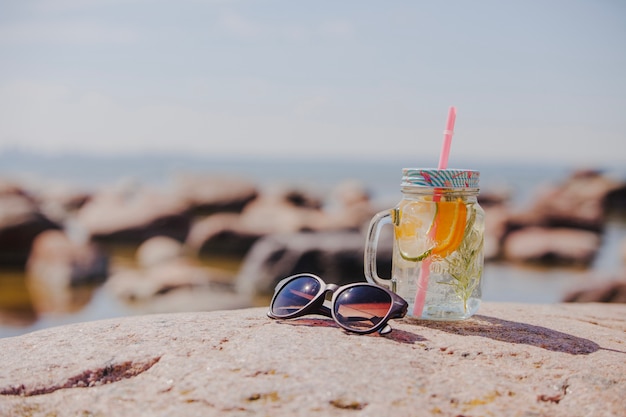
[379,324,392,335]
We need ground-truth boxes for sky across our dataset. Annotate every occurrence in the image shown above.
[1,0,625,166]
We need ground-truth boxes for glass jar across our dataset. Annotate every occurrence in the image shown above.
[365,168,485,320]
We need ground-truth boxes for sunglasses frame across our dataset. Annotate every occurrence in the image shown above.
[267,273,408,335]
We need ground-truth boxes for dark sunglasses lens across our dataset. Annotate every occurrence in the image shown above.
[271,276,322,317]
[333,286,392,332]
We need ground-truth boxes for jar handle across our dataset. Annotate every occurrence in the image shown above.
[364,209,392,289]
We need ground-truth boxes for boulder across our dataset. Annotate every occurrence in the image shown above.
[106,239,241,306]
[502,227,601,267]
[173,174,258,215]
[135,236,185,269]
[235,231,392,296]
[510,169,621,232]
[0,182,59,266]
[105,259,222,301]
[35,183,92,224]
[322,179,378,231]
[25,230,109,314]
[105,232,252,312]
[0,304,625,416]
[563,279,626,303]
[76,183,191,243]
[483,205,510,260]
[603,182,626,213]
[26,229,109,287]
[186,212,263,257]
[104,259,250,313]
[187,182,377,258]
[478,187,511,207]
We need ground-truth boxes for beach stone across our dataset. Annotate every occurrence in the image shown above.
[235,231,392,296]
[478,188,511,207]
[502,227,601,266]
[25,230,108,314]
[483,205,510,260]
[512,169,621,232]
[563,279,626,303]
[76,184,191,243]
[26,230,109,287]
[239,195,322,233]
[186,212,264,257]
[33,182,92,224]
[0,303,624,417]
[105,258,233,302]
[0,185,60,266]
[187,184,376,259]
[135,236,185,269]
[603,182,626,213]
[173,174,258,215]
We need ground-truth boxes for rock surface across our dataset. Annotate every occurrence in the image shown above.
[1,303,625,417]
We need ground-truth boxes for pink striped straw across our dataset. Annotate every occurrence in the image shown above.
[413,106,457,317]
[438,106,456,170]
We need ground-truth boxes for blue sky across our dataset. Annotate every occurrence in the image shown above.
[1,0,625,166]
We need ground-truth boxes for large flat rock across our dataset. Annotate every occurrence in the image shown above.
[1,303,625,416]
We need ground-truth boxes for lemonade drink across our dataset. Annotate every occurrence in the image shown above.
[365,169,485,320]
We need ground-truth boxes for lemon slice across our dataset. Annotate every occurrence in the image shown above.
[394,198,468,262]
[394,201,437,261]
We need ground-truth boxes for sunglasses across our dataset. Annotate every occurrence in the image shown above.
[267,273,408,335]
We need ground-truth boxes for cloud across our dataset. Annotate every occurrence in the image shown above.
[28,0,150,12]
[214,10,355,42]
[318,19,355,39]
[0,20,140,45]
[216,10,261,38]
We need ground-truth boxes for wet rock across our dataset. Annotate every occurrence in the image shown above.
[106,238,240,305]
[604,183,626,213]
[323,179,378,231]
[0,182,60,266]
[104,258,250,313]
[281,187,323,209]
[26,229,109,287]
[35,183,92,224]
[185,188,324,258]
[76,183,191,243]
[106,259,221,301]
[502,227,601,267]
[235,231,392,296]
[136,236,186,269]
[478,188,511,207]
[173,174,258,215]
[25,230,107,314]
[187,182,377,258]
[563,279,626,303]
[510,170,621,232]
[483,205,510,260]
[186,212,263,257]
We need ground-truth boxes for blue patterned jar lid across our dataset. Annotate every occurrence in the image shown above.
[401,168,480,188]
